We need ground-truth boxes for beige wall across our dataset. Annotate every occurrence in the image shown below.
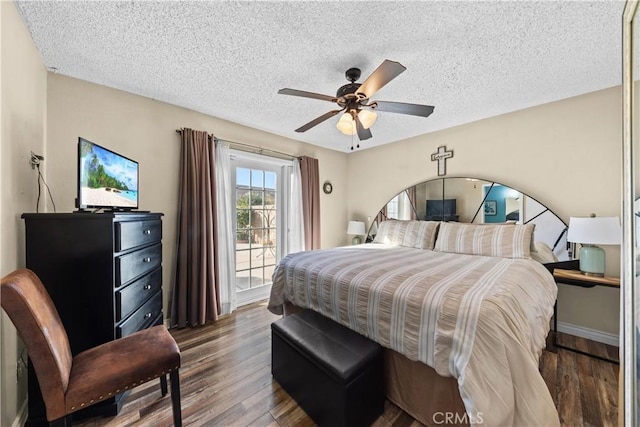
[347,86,622,335]
[1,1,48,424]
[46,73,349,326]
[1,2,624,423]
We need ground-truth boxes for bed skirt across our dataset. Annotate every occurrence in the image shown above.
[281,302,468,426]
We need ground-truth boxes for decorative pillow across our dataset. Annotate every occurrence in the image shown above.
[434,222,535,259]
[530,241,558,264]
[485,221,538,253]
[373,220,440,249]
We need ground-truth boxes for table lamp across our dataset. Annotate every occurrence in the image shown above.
[567,216,621,276]
[347,221,366,245]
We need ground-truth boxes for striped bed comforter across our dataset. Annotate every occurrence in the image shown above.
[267,244,559,427]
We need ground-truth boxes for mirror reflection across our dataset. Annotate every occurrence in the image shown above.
[369,177,570,261]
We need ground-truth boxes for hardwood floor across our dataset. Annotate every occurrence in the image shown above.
[543,333,619,427]
[74,301,619,427]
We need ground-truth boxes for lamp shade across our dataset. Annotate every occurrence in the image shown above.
[347,221,366,236]
[567,217,621,245]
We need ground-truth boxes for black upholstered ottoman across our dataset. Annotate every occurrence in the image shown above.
[271,309,384,427]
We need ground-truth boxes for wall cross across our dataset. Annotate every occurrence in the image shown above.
[431,145,454,176]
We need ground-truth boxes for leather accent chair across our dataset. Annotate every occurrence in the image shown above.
[0,268,182,426]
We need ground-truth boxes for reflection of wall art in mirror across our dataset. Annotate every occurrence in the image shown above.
[484,200,497,216]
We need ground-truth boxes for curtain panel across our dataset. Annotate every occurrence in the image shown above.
[215,141,236,315]
[408,186,418,220]
[377,206,388,223]
[289,160,305,253]
[300,156,321,250]
[172,128,221,327]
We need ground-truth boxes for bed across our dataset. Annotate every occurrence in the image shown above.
[268,220,560,427]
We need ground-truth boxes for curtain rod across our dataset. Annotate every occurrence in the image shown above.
[175,128,300,160]
[175,128,212,140]
[221,139,300,161]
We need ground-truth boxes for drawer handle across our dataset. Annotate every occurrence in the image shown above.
[143,284,152,290]
[143,229,151,235]
[145,312,152,319]
[143,257,151,263]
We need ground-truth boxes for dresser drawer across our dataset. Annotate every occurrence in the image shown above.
[116,243,161,286]
[117,291,162,338]
[115,220,162,252]
[116,268,162,322]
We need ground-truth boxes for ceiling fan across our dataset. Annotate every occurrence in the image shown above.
[278,59,434,148]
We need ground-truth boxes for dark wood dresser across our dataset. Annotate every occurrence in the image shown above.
[21,212,164,426]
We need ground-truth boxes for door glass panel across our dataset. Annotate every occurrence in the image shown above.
[235,166,278,292]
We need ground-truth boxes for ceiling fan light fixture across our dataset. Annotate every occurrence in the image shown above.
[336,110,378,136]
[336,113,356,135]
[359,109,377,129]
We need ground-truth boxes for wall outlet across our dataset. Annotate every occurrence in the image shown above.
[30,151,44,169]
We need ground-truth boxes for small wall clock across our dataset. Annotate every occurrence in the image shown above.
[323,181,333,194]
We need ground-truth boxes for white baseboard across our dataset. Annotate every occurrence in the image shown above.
[557,321,620,347]
[12,399,27,427]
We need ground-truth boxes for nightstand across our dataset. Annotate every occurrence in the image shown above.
[550,266,619,364]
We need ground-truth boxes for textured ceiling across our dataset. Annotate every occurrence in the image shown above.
[16,1,624,153]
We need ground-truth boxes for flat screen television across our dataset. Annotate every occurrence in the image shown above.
[77,137,139,210]
[425,198,456,220]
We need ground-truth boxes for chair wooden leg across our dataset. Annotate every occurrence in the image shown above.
[160,374,168,396]
[170,369,182,427]
[50,414,72,427]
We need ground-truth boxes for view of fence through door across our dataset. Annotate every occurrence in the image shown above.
[235,166,277,293]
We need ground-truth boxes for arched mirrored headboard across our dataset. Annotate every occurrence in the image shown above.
[369,177,571,261]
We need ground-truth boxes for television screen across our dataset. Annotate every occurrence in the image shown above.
[78,137,138,209]
[426,198,456,217]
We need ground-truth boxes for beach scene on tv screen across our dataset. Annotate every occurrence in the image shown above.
[79,140,138,208]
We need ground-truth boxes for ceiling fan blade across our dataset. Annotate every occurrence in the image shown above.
[295,109,343,133]
[278,88,337,103]
[370,100,435,117]
[355,114,373,140]
[355,60,407,100]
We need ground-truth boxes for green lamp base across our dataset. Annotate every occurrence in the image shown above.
[579,245,605,277]
[351,236,362,245]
